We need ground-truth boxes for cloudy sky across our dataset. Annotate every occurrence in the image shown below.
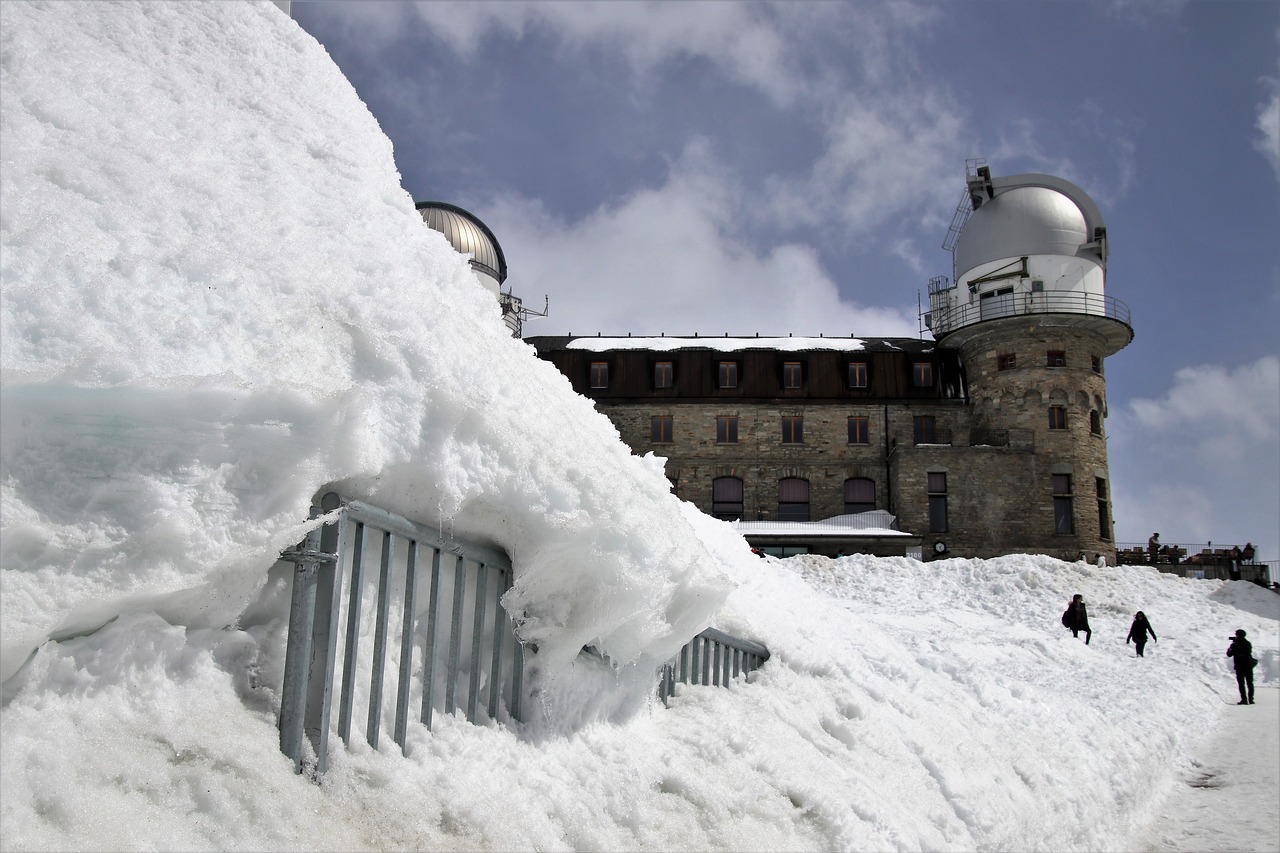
[290,0,1279,561]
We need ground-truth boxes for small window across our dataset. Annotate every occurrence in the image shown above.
[783,361,803,389]
[654,361,674,389]
[1090,410,1102,435]
[844,478,876,514]
[848,415,869,445]
[716,415,738,444]
[1047,350,1066,367]
[782,415,804,444]
[913,362,934,388]
[1049,406,1067,430]
[717,361,739,389]
[650,415,672,443]
[997,353,1016,371]
[1091,355,1102,374]
[914,415,936,445]
[778,478,810,522]
[712,476,744,521]
[1052,474,1074,534]
[927,472,948,533]
[848,362,868,389]
[589,362,609,389]
[1096,477,1111,540]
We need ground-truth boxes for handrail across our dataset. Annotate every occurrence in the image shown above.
[657,627,770,706]
[930,291,1131,337]
[278,492,523,778]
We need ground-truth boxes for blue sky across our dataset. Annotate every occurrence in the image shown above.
[291,0,1279,562]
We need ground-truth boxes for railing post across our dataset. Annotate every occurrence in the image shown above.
[420,547,442,730]
[308,492,346,775]
[279,518,320,772]
[467,564,488,723]
[393,540,419,753]
[446,554,466,716]
[487,567,505,721]
[337,521,365,745]
[366,531,394,749]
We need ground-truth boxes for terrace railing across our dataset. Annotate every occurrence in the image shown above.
[657,627,770,706]
[278,492,523,777]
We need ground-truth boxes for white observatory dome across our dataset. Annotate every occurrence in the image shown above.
[954,186,1090,277]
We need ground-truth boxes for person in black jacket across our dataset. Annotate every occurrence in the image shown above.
[1063,594,1091,644]
[1227,629,1256,705]
[1126,611,1157,657]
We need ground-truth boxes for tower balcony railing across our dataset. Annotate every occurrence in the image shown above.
[929,291,1131,338]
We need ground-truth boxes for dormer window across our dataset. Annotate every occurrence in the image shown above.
[589,362,609,389]
[654,361,674,389]
[783,362,803,390]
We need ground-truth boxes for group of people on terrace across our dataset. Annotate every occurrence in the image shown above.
[1136,533,1256,571]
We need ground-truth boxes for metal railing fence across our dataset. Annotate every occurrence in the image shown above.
[657,627,770,706]
[928,291,1131,337]
[278,492,523,777]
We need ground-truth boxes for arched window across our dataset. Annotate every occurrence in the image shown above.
[778,478,810,522]
[844,478,876,514]
[711,477,744,521]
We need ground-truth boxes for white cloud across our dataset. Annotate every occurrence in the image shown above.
[1254,32,1280,183]
[763,90,967,238]
[1109,356,1280,559]
[482,142,920,338]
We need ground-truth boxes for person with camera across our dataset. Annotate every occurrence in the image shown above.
[1226,629,1256,705]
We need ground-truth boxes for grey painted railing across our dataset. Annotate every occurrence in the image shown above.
[929,291,1131,337]
[278,492,523,777]
[657,627,770,706]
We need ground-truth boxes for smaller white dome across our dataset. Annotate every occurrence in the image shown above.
[415,201,507,284]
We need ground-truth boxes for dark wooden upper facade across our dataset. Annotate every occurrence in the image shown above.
[525,336,967,403]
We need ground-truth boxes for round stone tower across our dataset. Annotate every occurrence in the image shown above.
[927,163,1133,561]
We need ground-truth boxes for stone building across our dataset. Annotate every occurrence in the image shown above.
[524,164,1134,562]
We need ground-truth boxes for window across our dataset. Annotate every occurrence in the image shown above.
[716,415,738,444]
[589,361,609,389]
[847,415,869,445]
[654,361,674,389]
[927,472,948,533]
[783,361,803,389]
[1091,355,1102,374]
[1048,406,1067,430]
[848,362,868,389]
[1053,474,1074,534]
[782,415,804,444]
[1090,410,1102,435]
[717,361,739,389]
[1096,477,1111,540]
[1047,350,1066,367]
[712,477,744,521]
[778,478,810,522]
[913,362,934,388]
[997,353,1016,371]
[844,478,876,514]
[913,415,936,445]
[650,415,672,443]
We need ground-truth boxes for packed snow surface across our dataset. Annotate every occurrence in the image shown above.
[1,3,1277,852]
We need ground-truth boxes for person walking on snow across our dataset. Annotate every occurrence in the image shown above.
[1126,611,1157,657]
[1227,629,1256,705]
[1062,594,1092,644]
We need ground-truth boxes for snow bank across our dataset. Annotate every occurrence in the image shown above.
[0,0,728,712]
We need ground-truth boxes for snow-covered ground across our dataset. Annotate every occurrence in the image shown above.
[2,3,1277,851]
